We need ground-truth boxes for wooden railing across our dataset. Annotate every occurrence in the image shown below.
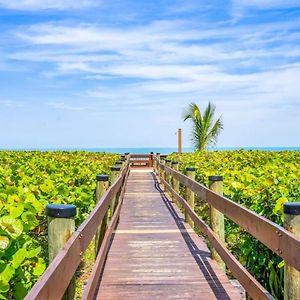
[154,156,300,300]
[129,153,154,167]
[25,160,130,300]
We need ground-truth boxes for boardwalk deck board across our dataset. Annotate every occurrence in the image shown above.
[95,170,241,300]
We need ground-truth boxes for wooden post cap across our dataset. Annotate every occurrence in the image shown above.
[46,204,76,218]
[209,175,223,181]
[115,161,123,165]
[111,166,121,171]
[96,174,109,181]
[186,167,196,172]
[172,161,179,165]
[284,202,300,215]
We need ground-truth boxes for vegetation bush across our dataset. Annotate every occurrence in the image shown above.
[169,150,300,299]
[0,151,118,299]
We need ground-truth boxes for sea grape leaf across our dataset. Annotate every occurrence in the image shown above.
[0,217,23,238]
[0,237,9,251]
[10,204,24,219]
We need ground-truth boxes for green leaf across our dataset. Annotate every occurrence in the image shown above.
[12,249,27,269]
[278,260,285,268]
[10,204,24,218]
[33,258,46,276]
[0,280,9,294]
[258,254,266,266]
[0,237,9,251]
[26,246,41,258]
[0,217,23,238]
[14,281,28,300]
[273,197,288,214]
[0,264,15,283]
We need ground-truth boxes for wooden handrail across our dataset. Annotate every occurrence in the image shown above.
[25,162,130,300]
[82,165,130,299]
[130,154,151,158]
[160,176,273,300]
[156,159,300,273]
[129,153,154,167]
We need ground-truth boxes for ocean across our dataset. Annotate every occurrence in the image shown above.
[2,147,299,154]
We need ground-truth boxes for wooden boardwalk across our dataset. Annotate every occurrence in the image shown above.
[95,169,241,299]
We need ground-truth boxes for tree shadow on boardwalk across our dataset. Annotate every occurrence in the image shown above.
[152,172,232,300]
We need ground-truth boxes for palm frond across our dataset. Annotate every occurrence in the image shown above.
[182,101,223,151]
[182,102,201,122]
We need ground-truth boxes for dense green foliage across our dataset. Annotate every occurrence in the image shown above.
[169,150,300,299]
[182,102,223,151]
[0,151,118,299]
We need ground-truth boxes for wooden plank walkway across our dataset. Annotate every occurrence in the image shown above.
[95,169,242,299]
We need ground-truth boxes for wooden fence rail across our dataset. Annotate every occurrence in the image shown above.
[155,157,300,299]
[25,160,130,300]
[129,153,154,167]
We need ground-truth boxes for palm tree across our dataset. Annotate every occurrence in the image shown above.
[182,102,223,151]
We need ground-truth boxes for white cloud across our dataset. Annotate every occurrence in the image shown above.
[1,8,300,147]
[233,0,300,10]
[0,0,97,10]
[47,102,89,111]
[0,100,23,108]
[231,0,300,21]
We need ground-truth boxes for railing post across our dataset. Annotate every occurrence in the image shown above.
[149,152,154,167]
[110,166,121,215]
[161,158,166,191]
[165,159,172,186]
[154,153,160,172]
[121,157,126,167]
[115,160,123,170]
[185,167,195,228]
[155,153,160,175]
[284,202,300,300]
[95,174,109,257]
[46,204,76,299]
[124,153,130,165]
[171,161,179,207]
[209,175,225,271]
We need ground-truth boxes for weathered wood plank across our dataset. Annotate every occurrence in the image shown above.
[95,170,241,300]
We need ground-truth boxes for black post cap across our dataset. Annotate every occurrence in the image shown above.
[208,175,223,181]
[46,204,76,218]
[150,152,154,154]
[115,161,123,165]
[186,167,196,171]
[172,161,179,165]
[96,174,109,181]
[165,159,171,163]
[156,153,160,155]
[111,166,121,171]
[284,202,300,215]
[120,158,126,161]
[120,155,125,158]
[124,152,130,155]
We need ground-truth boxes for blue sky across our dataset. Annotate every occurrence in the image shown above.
[0,0,299,149]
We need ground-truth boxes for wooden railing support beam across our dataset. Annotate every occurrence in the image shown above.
[46,204,77,300]
[284,202,300,300]
[209,175,225,271]
[185,167,195,228]
[110,166,121,215]
[171,161,180,208]
[95,174,109,258]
